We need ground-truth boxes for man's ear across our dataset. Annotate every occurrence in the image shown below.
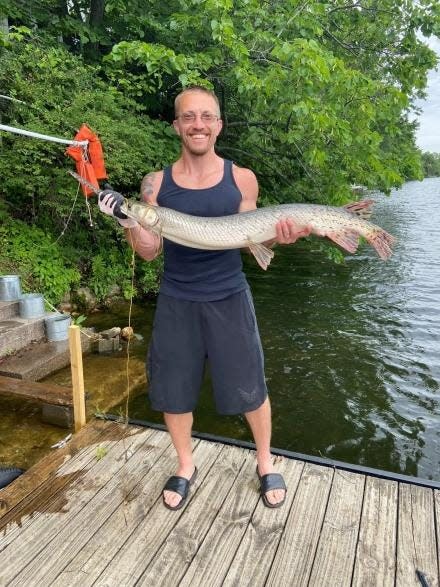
[172,120,180,136]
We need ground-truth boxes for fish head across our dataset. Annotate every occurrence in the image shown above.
[121,200,161,230]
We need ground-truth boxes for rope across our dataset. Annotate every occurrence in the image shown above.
[0,123,88,146]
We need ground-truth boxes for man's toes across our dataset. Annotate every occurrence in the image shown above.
[164,490,182,508]
[266,488,285,505]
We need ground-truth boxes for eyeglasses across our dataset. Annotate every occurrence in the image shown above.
[177,112,219,124]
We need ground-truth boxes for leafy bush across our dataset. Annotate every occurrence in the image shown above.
[0,219,80,304]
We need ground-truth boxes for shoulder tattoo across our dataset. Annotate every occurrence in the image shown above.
[140,172,156,201]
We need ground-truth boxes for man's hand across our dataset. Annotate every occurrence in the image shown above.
[275,218,313,245]
[98,189,127,219]
[98,189,137,228]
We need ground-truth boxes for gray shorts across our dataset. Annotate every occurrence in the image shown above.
[147,289,268,415]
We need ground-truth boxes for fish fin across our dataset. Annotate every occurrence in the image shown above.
[247,240,275,270]
[343,199,375,220]
[326,230,360,254]
[366,229,395,260]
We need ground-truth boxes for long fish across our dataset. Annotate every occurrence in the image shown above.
[68,170,393,269]
[120,198,394,270]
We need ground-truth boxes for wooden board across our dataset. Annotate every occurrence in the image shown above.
[308,469,365,586]
[396,484,438,587]
[266,462,334,586]
[352,476,398,587]
[0,374,72,406]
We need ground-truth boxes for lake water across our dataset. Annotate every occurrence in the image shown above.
[37,178,440,481]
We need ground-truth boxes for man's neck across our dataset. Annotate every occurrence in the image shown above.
[175,150,223,177]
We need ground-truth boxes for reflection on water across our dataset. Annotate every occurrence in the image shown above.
[7,179,439,480]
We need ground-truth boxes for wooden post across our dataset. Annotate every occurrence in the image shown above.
[69,325,86,432]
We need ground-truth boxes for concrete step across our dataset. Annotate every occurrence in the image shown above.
[0,301,20,321]
[0,315,48,358]
[0,330,92,380]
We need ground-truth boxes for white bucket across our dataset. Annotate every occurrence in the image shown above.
[0,275,22,301]
[45,314,71,342]
[19,293,45,319]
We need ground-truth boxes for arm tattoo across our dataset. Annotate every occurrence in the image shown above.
[140,172,155,202]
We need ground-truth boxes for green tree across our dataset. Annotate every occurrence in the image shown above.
[421,151,440,177]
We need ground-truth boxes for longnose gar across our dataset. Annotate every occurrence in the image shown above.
[120,199,394,270]
[68,170,393,269]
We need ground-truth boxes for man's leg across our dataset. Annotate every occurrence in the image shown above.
[163,412,196,508]
[245,397,286,506]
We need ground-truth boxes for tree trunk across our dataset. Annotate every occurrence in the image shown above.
[84,0,105,61]
[89,0,105,27]
[0,16,8,35]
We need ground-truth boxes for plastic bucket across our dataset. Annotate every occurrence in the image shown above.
[0,275,22,301]
[19,293,45,319]
[45,314,71,342]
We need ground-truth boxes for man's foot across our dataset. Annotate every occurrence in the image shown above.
[162,466,197,510]
[256,464,286,508]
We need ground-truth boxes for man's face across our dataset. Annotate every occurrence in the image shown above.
[173,91,223,156]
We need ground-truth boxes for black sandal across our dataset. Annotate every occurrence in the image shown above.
[162,467,198,511]
[256,466,287,509]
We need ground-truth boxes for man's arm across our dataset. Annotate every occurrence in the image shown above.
[233,165,312,245]
[124,171,163,261]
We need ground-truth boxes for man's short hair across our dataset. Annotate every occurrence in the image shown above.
[174,86,221,117]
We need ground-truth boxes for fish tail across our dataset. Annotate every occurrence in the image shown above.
[365,229,395,260]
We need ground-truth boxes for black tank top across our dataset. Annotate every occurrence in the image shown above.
[157,159,248,301]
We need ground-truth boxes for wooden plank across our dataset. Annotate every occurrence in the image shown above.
[0,425,153,585]
[177,451,262,587]
[396,484,438,587]
[69,325,86,432]
[352,476,398,587]
[0,374,72,406]
[137,444,259,586]
[266,462,334,586]
[0,419,110,522]
[9,429,169,587]
[222,457,304,587]
[93,439,228,587]
[307,469,365,586]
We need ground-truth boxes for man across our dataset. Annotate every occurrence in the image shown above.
[99,86,311,510]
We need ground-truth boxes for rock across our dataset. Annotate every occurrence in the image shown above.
[92,336,121,354]
[121,326,134,340]
[73,287,97,312]
[99,327,121,340]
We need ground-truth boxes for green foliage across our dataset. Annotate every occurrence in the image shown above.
[0,218,80,304]
[421,151,440,177]
[72,314,87,326]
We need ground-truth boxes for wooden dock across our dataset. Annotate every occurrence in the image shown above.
[0,418,439,586]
